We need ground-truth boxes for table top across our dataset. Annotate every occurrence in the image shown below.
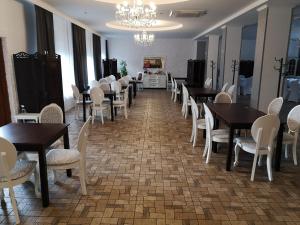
[206,103,265,128]
[82,89,116,96]
[188,87,219,97]
[15,113,40,118]
[0,123,69,151]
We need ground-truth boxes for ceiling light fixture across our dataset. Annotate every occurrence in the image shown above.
[116,0,157,28]
[134,30,155,46]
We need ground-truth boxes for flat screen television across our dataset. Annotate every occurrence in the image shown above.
[143,57,163,69]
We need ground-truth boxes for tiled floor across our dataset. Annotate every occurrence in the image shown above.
[1,90,300,225]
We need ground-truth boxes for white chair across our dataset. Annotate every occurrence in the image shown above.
[227,85,236,98]
[203,104,230,163]
[221,83,228,92]
[45,117,91,195]
[90,80,100,88]
[39,103,64,148]
[0,137,38,224]
[283,105,300,165]
[137,72,144,91]
[267,97,284,115]
[204,77,212,88]
[214,92,232,104]
[113,86,129,119]
[190,97,206,148]
[108,75,116,82]
[234,115,280,181]
[71,85,92,119]
[99,78,109,84]
[111,81,123,100]
[90,87,110,124]
[171,77,175,100]
[173,79,181,103]
[181,84,191,119]
[118,78,128,86]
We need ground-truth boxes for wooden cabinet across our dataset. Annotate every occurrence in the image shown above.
[187,60,206,87]
[103,59,117,77]
[13,52,65,119]
[143,74,166,88]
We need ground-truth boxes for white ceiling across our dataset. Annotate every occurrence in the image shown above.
[41,0,261,38]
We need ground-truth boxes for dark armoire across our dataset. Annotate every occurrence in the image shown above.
[13,52,65,118]
[103,59,117,77]
[187,59,206,87]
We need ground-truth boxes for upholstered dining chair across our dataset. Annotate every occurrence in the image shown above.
[113,86,129,119]
[173,79,181,103]
[221,82,228,92]
[190,97,206,148]
[204,77,212,88]
[267,97,284,115]
[45,116,91,195]
[90,87,110,124]
[214,92,232,104]
[227,85,236,98]
[203,103,230,163]
[283,105,300,165]
[71,85,92,119]
[99,78,109,84]
[181,84,191,119]
[171,77,175,101]
[0,137,38,224]
[234,115,280,181]
[90,80,100,88]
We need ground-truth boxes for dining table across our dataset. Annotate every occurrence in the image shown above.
[0,123,70,207]
[187,87,219,102]
[81,89,116,122]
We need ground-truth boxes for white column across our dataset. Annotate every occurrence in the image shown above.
[251,6,268,108]
[206,35,219,89]
[223,26,242,102]
[258,4,292,112]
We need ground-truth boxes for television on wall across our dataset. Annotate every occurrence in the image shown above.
[143,57,163,69]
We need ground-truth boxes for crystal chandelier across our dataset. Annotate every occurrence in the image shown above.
[134,30,155,46]
[116,0,157,28]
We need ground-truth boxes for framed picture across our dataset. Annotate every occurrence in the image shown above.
[143,57,164,69]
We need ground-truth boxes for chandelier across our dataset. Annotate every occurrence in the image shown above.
[116,0,157,28]
[134,31,155,46]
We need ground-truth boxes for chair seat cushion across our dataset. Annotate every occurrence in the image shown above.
[46,149,80,166]
[0,160,37,182]
[212,129,229,135]
[235,137,257,154]
[113,100,125,105]
[282,132,295,144]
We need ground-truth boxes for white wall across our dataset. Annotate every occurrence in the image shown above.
[108,37,194,78]
[53,14,76,111]
[0,0,36,116]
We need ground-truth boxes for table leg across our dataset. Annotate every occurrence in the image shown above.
[64,127,72,177]
[179,86,183,104]
[275,124,284,171]
[38,150,49,207]
[83,94,86,122]
[110,95,114,122]
[114,94,117,117]
[212,118,219,153]
[133,82,137,98]
[226,127,235,171]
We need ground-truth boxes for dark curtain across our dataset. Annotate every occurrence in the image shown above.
[35,5,55,54]
[93,34,102,80]
[0,39,11,126]
[72,24,88,92]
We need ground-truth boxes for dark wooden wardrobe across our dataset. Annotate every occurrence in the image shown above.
[13,52,65,117]
[103,59,117,77]
[187,59,206,87]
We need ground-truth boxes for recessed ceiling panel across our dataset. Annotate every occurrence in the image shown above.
[96,0,189,5]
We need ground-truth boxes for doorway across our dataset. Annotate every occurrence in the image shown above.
[0,38,11,126]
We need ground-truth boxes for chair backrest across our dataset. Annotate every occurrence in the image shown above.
[109,75,116,82]
[111,81,122,94]
[90,80,100,88]
[171,77,174,88]
[137,73,143,81]
[214,92,232,103]
[204,77,212,88]
[71,85,81,100]
[227,85,235,97]
[267,97,283,115]
[251,114,280,149]
[203,103,214,133]
[99,83,110,91]
[90,87,105,106]
[118,78,128,86]
[182,84,188,104]
[99,78,109,84]
[190,96,199,120]
[174,79,178,90]
[39,103,64,124]
[221,82,228,92]
[123,86,129,103]
[287,105,300,132]
[77,116,91,154]
[0,137,17,178]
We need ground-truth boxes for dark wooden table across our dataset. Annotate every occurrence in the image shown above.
[82,90,116,122]
[206,103,265,171]
[129,80,142,98]
[187,87,219,102]
[0,123,70,207]
[122,85,133,108]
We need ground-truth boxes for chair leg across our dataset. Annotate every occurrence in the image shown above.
[190,127,194,143]
[285,144,288,159]
[192,128,198,148]
[233,144,240,167]
[100,110,104,124]
[292,143,298,166]
[203,135,208,158]
[76,105,80,120]
[91,109,95,124]
[205,140,212,164]
[9,187,20,224]
[79,161,87,195]
[267,154,273,181]
[251,154,259,182]
[124,106,128,119]
[33,169,41,198]
[258,155,263,167]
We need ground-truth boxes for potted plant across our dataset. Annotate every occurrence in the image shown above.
[120,60,128,77]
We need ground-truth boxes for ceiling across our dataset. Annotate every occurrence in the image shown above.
[41,0,261,38]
